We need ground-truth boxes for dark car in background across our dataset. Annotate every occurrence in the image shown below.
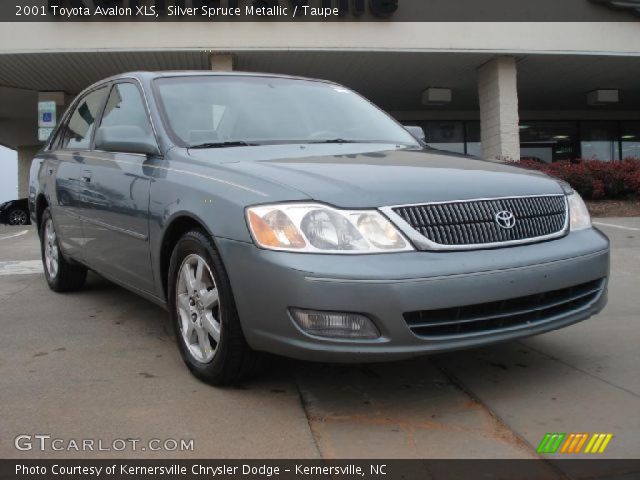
[29,72,609,385]
[0,198,30,225]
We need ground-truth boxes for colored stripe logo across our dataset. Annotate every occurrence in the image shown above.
[537,433,613,454]
[537,433,566,454]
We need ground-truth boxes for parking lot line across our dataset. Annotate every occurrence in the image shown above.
[0,260,43,276]
[0,229,29,241]
[593,221,640,232]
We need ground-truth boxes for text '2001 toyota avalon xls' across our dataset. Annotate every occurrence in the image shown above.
[29,72,609,385]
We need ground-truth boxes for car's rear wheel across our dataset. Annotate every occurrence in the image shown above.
[8,209,28,225]
[40,208,87,292]
[168,229,262,385]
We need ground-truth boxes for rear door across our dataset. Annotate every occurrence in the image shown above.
[51,86,109,261]
[75,81,157,293]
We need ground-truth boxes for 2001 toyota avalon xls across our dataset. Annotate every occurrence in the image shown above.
[29,72,609,385]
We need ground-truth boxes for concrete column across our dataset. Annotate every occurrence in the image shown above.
[477,57,520,161]
[17,146,40,198]
[209,53,234,72]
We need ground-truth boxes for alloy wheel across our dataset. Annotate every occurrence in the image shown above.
[44,219,59,279]
[176,253,221,363]
[9,210,28,225]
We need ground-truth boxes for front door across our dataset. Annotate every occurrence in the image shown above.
[76,82,156,293]
[52,86,109,260]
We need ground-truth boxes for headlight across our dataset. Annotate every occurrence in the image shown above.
[246,203,413,253]
[568,192,591,231]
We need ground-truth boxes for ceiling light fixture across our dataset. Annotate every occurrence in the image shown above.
[587,89,619,106]
[422,88,452,106]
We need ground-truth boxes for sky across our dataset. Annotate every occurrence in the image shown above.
[0,146,18,203]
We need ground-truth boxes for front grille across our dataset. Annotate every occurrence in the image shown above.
[392,195,567,249]
[404,279,604,338]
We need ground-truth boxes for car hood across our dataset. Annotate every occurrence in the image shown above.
[190,145,564,208]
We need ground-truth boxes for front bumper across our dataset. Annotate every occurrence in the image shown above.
[217,228,609,362]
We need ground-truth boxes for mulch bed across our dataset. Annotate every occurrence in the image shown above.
[586,199,640,218]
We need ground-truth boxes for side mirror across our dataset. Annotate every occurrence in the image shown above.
[405,125,426,144]
[95,125,160,156]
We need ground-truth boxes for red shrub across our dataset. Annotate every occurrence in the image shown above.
[519,158,640,200]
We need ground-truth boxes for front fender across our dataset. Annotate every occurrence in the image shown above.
[147,152,309,299]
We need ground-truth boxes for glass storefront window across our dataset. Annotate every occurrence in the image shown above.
[519,121,578,163]
[580,121,620,161]
[465,121,481,157]
[422,121,465,154]
[621,121,640,160]
[400,118,637,162]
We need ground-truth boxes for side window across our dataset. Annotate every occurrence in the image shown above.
[60,87,108,150]
[100,83,152,134]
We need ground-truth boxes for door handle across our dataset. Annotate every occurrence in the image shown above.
[81,170,92,183]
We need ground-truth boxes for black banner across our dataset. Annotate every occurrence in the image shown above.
[1,0,640,22]
[3,460,640,480]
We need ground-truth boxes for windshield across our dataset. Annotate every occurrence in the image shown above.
[153,76,419,148]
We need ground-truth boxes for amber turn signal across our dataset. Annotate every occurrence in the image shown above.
[248,209,306,250]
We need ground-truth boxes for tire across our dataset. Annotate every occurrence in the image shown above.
[40,208,87,292]
[8,209,28,225]
[168,229,262,385]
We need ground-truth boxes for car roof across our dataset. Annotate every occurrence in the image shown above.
[75,70,337,100]
[97,70,334,85]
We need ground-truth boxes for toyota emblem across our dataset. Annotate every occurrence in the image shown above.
[495,210,516,229]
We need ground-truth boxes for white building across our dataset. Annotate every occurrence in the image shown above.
[1,0,639,198]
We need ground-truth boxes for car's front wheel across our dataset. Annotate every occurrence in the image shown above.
[40,208,87,292]
[8,209,28,225]
[168,230,262,385]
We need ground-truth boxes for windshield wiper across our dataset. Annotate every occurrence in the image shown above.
[189,141,256,149]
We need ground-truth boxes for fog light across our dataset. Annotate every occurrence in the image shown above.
[290,309,380,339]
